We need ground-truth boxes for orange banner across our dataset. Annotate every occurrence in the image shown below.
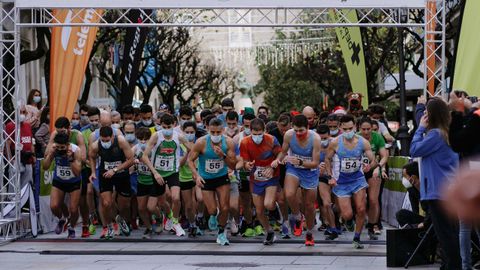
[50,9,103,129]
[426,1,436,96]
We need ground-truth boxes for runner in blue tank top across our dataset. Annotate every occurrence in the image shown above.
[271,115,321,246]
[325,114,377,250]
[188,118,237,246]
[43,132,83,239]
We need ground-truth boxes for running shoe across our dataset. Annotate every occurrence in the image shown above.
[305,232,314,246]
[142,228,153,239]
[113,223,120,236]
[353,239,364,249]
[317,223,327,231]
[67,227,75,239]
[131,219,139,230]
[243,227,256,237]
[154,221,163,234]
[188,226,197,238]
[263,231,276,246]
[373,225,382,235]
[368,229,378,240]
[345,219,355,232]
[115,215,131,236]
[271,222,281,232]
[88,224,96,235]
[90,213,99,226]
[216,232,230,246]
[325,230,339,241]
[173,223,186,236]
[281,222,291,239]
[55,219,66,235]
[196,216,206,231]
[208,215,218,231]
[164,218,174,232]
[230,219,239,236]
[81,225,90,238]
[100,227,108,239]
[254,225,265,236]
[293,219,303,237]
[107,225,115,240]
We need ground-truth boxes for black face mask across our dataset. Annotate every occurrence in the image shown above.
[56,149,67,156]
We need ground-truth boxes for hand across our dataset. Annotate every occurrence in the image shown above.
[134,158,140,165]
[417,222,424,229]
[270,159,281,169]
[362,163,371,173]
[328,178,337,187]
[286,156,301,166]
[262,167,274,179]
[154,172,165,185]
[66,146,74,159]
[103,169,115,179]
[419,114,428,128]
[213,145,225,158]
[89,173,96,183]
[449,92,464,113]
[381,169,388,180]
[245,160,255,171]
[195,175,205,188]
[417,95,426,105]
[319,162,326,171]
[47,143,57,156]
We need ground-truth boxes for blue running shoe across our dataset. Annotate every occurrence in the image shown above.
[216,232,230,246]
[208,215,218,231]
[281,223,291,239]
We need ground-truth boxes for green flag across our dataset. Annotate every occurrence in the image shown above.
[330,9,369,108]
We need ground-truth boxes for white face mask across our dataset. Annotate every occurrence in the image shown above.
[19,114,26,123]
[111,123,121,130]
[243,128,251,136]
[402,177,413,189]
[71,120,80,127]
[33,96,41,104]
[252,134,264,145]
[211,134,222,144]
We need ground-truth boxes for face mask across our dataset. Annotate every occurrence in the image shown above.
[71,120,80,127]
[162,128,173,137]
[135,120,141,125]
[343,130,355,140]
[402,177,413,189]
[296,131,308,140]
[330,129,339,136]
[101,140,112,149]
[226,126,238,136]
[252,134,264,145]
[111,123,121,130]
[155,125,162,131]
[33,96,41,104]
[142,119,152,126]
[56,149,67,156]
[90,122,99,130]
[179,120,187,127]
[211,134,222,144]
[185,133,195,142]
[19,114,26,123]
[125,133,136,143]
[138,143,147,151]
[243,128,251,136]
[80,115,89,124]
[197,123,204,129]
[321,139,330,148]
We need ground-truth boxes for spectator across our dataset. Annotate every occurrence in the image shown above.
[258,106,269,119]
[368,104,394,143]
[302,106,318,130]
[410,97,461,270]
[25,89,42,130]
[5,105,35,190]
[121,104,135,122]
[34,107,50,158]
[79,104,90,129]
[71,112,81,130]
[136,104,155,129]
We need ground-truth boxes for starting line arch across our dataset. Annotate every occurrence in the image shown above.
[0,0,446,242]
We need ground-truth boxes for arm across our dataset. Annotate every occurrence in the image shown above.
[88,141,99,182]
[363,139,378,170]
[179,145,189,167]
[324,138,338,178]
[70,147,82,177]
[410,127,442,158]
[42,143,56,170]
[178,134,193,151]
[188,139,205,187]
[301,133,321,169]
[224,138,237,170]
[76,132,87,162]
[45,130,58,156]
[34,124,49,148]
[271,130,292,168]
[117,136,134,171]
[415,103,426,126]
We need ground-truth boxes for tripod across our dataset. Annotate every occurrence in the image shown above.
[404,223,434,269]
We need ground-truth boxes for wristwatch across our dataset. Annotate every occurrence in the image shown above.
[298,159,303,166]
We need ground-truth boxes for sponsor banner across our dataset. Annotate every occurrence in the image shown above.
[329,9,369,109]
[382,156,410,226]
[120,9,151,107]
[50,9,103,129]
[452,0,480,97]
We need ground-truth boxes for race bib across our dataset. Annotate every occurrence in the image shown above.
[340,158,361,173]
[56,165,74,180]
[361,155,370,165]
[254,166,270,181]
[205,159,224,174]
[104,161,122,171]
[155,155,175,171]
[137,163,151,175]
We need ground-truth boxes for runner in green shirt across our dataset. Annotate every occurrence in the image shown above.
[357,118,389,239]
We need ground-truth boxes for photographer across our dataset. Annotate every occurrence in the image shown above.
[43,132,83,239]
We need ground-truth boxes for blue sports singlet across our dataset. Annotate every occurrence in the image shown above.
[198,135,228,180]
[336,134,365,184]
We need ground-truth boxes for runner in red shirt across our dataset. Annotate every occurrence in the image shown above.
[240,118,282,245]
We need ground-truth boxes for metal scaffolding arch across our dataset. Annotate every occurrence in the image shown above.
[0,0,446,242]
